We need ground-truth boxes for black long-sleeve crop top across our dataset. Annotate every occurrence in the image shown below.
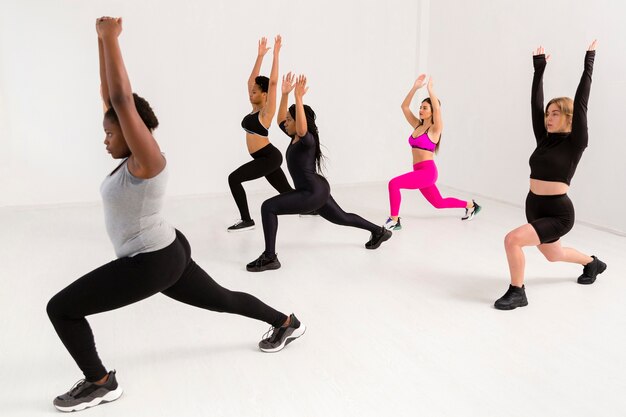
[528,50,595,186]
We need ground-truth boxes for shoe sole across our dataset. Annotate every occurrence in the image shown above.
[246,262,281,272]
[462,206,482,221]
[259,325,307,353]
[54,386,123,412]
[365,231,392,250]
[227,225,255,232]
[577,262,607,285]
[494,300,528,310]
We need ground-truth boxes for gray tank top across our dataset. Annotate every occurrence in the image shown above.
[100,158,176,258]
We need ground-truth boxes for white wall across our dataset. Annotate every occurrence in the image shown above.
[0,0,421,206]
[426,0,626,233]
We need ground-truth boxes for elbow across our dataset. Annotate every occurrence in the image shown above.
[109,92,133,108]
[296,128,307,137]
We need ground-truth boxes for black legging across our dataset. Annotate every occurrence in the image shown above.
[228,143,293,221]
[47,230,287,382]
[261,175,380,255]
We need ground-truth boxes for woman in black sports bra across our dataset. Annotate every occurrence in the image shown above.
[495,41,607,310]
[227,36,293,232]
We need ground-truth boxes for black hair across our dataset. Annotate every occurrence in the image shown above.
[288,103,326,174]
[104,93,159,132]
[255,76,269,93]
[420,97,442,154]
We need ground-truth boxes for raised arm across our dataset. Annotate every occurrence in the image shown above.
[98,35,111,112]
[277,71,295,128]
[97,17,164,178]
[571,40,597,148]
[426,76,443,139]
[531,46,549,142]
[401,74,426,128]
[260,35,281,127]
[248,37,270,96]
[294,75,309,138]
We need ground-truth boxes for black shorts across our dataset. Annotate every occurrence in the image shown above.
[525,191,575,244]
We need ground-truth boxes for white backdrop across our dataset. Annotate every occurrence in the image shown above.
[427,0,626,233]
[1,0,625,233]
[0,0,422,205]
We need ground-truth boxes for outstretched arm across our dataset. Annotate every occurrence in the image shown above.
[571,40,597,148]
[426,76,443,140]
[97,17,164,177]
[401,74,425,128]
[294,75,309,138]
[277,71,295,129]
[98,34,110,112]
[248,37,270,96]
[260,35,281,127]
[531,46,550,142]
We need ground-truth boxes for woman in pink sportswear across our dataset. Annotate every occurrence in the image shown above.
[384,75,481,231]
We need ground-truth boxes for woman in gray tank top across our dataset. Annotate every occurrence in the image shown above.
[46,17,305,413]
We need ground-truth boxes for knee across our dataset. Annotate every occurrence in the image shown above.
[504,231,522,249]
[46,294,62,320]
[388,178,399,191]
[228,172,240,187]
[261,200,274,215]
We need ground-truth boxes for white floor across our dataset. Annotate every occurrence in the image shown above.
[1,183,625,417]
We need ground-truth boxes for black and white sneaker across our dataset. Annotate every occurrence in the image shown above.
[227,219,255,232]
[383,217,402,231]
[53,370,123,412]
[246,252,281,272]
[365,227,392,249]
[259,314,306,353]
[577,255,607,285]
[462,200,481,221]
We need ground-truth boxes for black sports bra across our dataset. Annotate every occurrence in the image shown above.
[241,111,269,137]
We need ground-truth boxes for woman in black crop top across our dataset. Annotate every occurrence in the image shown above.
[226,36,293,232]
[495,41,607,311]
[246,74,392,272]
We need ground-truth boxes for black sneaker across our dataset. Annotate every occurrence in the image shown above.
[365,227,392,249]
[577,255,607,285]
[494,284,528,310]
[227,219,255,232]
[53,370,123,412]
[259,314,306,353]
[462,200,481,221]
[246,252,281,272]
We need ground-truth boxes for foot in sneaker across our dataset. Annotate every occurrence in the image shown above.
[246,252,281,272]
[494,284,528,310]
[577,255,607,285]
[365,227,392,249]
[53,370,123,412]
[462,200,481,221]
[383,217,402,231]
[259,314,306,353]
[227,219,255,232]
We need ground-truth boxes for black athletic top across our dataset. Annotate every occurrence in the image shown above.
[242,111,269,137]
[528,51,595,185]
[280,121,319,190]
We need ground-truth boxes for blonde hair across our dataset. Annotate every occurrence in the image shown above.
[545,97,573,128]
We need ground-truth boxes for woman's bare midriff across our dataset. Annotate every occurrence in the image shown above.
[529,178,569,195]
[246,134,271,154]
[411,148,435,165]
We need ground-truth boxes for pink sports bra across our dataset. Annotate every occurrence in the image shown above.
[408,127,436,152]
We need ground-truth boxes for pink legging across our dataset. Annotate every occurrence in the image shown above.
[388,160,467,217]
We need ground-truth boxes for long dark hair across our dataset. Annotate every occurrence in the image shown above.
[420,97,441,154]
[288,103,325,173]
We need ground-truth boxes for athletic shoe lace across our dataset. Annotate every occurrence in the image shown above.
[68,379,87,396]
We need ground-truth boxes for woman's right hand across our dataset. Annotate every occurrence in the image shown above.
[294,75,308,98]
[533,46,551,61]
[413,74,427,89]
[282,72,295,95]
[258,37,271,57]
[588,39,598,51]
